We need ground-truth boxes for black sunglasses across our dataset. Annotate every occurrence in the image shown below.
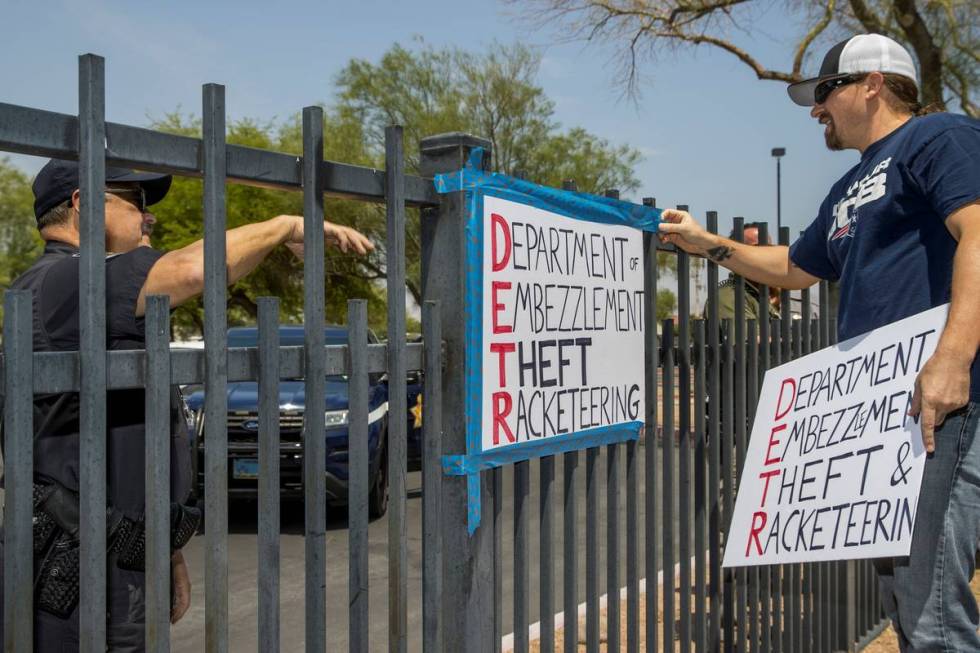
[105,186,148,212]
[814,74,865,105]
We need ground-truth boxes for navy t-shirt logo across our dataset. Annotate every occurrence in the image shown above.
[828,156,891,242]
[788,113,980,401]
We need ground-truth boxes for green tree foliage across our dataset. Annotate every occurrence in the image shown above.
[336,40,642,190]
[0,158,42,326]
[148,113,388,337]
[656,288,676,322]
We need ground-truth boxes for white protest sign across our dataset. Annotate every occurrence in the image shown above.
[723,304,948,567]
[480,195,645,453]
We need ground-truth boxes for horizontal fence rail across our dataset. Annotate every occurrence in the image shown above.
[0,343,426,394]
[0,102,440,207]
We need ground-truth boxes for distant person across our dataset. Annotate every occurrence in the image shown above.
[707,222,780,323]
[659,34,980,650]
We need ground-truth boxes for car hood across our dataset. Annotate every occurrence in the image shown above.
[188,379,351,412]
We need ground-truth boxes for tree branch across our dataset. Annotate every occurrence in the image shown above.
[663,31,797,82]
[847,0,890,35]
[793,0,836,76]
[890,0,943,108]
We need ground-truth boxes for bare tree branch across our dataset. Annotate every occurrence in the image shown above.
[890,0,943,107]
[794,0,836,76]
[510,0,975,114]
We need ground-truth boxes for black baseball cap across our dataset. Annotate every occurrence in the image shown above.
[787,34,917,106]
[32,159,172,222]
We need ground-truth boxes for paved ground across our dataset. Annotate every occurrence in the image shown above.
[172,441,690,652]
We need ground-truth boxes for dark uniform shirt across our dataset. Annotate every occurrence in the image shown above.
[6,240,191,517]
[710,275,780,323]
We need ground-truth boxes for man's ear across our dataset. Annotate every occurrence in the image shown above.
[864,71,886,100]
[70,189,81,229]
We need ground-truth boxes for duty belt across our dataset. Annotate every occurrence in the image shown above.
[32,480,201,618]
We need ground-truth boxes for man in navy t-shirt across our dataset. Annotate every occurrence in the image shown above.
[659,34,980,651]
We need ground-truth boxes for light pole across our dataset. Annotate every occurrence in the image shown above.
[772,147,786,233]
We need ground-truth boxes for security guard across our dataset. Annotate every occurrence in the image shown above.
[2,158,374,650]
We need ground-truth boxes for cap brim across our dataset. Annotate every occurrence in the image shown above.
[106,169,173,206]
[787,77,823,106]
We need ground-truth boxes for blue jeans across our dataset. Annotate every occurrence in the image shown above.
[874,402,980,651]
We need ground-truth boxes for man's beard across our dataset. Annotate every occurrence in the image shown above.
[824,120,844,151]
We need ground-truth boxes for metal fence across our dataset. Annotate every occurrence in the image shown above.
[0,54,889,652]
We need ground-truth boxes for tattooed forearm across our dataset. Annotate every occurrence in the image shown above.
[705,245,735,262]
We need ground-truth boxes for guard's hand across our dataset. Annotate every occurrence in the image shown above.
[171,550,191,624]
[908,349,971,453]
[657,209,715,255]
[283,215,374,257]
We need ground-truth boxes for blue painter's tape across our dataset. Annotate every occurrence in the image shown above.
[434,155,662,233]
[443,422,642,476]
[467,472,481,534]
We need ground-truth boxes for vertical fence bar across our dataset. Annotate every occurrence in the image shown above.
[301,106,327,653]
[626,430,639,653]
[145,296,171,653]
[693,321,707,653]
[540,453,555,653]
[675,208,692,653]
[586,444,599,653]
[812,315,821,653]
[419,133,495,653]
[755,225,771,653]
[799,288,813,653]
[515,459,530,653]
[603,190,622,653]
[78,53,108,653]
[384,125,409,653]
[202,81,229,653]
[3,291,33,653]
[791,320,804,653]
[770,316,783,650]
[721,319,735,651]
[662,319,676,651]
[731,218,749,653]
[606,443,621,653]
[562,179,581,653]
[493,464,503,652]
[627,203,643,649]
[817,279,830,652]
[348,300,370,653]
[258,298,281,653]
[746,319,760,653]
[422,301,443,653]
[641,197,659,653]
[778,227,793,653]
[563,449,579,653]
[706,212,721,652]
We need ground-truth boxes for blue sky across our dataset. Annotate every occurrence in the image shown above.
[1,0,861,237]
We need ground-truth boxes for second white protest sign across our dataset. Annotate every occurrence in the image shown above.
[723,304,948,567]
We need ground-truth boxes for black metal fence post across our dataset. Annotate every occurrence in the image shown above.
[418,132,495,653]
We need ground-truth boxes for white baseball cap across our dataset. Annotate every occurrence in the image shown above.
[787,34,918,106]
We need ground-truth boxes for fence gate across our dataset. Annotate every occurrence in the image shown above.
[0,54,888,652]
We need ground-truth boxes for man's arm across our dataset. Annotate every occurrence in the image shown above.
[135,215,372,316]
[657,209,821,290]
[909,201,980,450]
